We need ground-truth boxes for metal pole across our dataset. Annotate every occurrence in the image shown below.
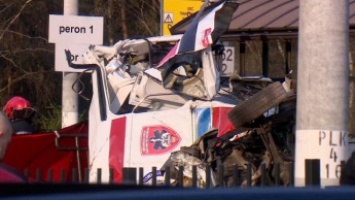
[295,0,350,187]
[62,0,79,128]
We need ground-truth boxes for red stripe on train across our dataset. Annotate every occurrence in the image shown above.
[109,117,126,183]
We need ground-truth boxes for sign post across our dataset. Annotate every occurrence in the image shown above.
[49,0,103,128]
[49,15,103,72]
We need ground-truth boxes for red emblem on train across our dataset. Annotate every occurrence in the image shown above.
[140,125,181,155]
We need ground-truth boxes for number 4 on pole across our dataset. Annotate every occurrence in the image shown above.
[330,148,338,162]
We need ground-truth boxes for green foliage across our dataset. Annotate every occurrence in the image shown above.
[34,104,62,132]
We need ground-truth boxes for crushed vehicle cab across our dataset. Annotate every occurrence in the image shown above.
[67,35,239,184]
[66,1,296,187]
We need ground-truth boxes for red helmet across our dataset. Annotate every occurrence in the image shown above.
[3,96,36,120]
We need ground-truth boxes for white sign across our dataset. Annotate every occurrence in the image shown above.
[49,15,103,44]
[295,130,349,187]
[221,46,235,76]
[55,43,89,72]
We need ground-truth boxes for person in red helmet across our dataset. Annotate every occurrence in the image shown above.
[3,96,37,135]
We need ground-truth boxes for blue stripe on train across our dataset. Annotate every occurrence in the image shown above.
[195,108,211,138]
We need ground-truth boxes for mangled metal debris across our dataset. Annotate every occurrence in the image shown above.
[167,83,296,187]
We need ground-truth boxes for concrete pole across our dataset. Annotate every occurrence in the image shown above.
[62,0,79,128]
[295,0,350,187]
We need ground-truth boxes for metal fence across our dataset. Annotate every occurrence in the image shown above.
[21,159,338,187]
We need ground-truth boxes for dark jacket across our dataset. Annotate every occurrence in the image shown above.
[11,119,36,135]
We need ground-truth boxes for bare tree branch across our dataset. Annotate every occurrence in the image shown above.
[0,0,32,42]
[1,55,30,74]
[0,48,53,56]
[0,29,48,42]
[120,0,128,39]
[124,0,159,36]
[0,1,15,15]
[0,70,52,94]
[139,1,154,35]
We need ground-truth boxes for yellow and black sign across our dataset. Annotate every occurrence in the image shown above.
[161,0,203,36]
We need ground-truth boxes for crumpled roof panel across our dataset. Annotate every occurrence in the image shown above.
[171,0,355,35]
